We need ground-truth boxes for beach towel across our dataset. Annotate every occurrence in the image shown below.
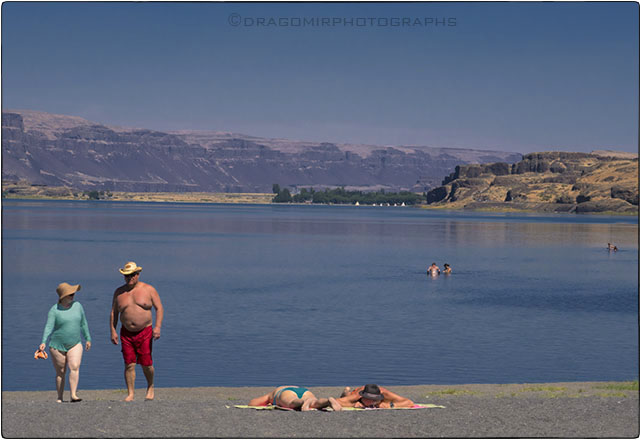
[229,405,294,410]
[229,403,444,411]
[341,403,445,410]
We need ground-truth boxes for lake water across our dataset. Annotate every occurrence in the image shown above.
[2,200,638,391]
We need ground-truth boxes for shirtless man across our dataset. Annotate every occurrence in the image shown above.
[110,261,164,401]
[334,384,414,409]
[427,262,440,276]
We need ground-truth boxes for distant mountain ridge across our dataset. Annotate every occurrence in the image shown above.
[3,109,520,193]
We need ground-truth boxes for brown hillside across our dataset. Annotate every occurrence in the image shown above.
[425,152,639,214]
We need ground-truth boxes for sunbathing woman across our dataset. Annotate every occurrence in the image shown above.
[334,384,414,409]
[248,385,341,411]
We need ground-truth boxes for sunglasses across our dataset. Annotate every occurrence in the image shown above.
[124,272,139,277]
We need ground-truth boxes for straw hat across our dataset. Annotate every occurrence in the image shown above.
[56,282,81,300]
[119,261,142,275]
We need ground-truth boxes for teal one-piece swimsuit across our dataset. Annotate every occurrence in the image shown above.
[273,386,309,403]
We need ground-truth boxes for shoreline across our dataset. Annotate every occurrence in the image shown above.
[2,381,638,438]
[3,380,639,400]
[3,195,638,216]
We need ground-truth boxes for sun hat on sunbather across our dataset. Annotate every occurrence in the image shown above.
[359,384,384,401]
[56,282,81,300]
[119,261,142,275]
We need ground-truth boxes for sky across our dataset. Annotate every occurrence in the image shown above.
[2,2,639,153]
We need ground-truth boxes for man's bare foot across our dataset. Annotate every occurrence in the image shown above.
[124,395,135,402]
[145,386,154,401]
[301,398,315,411]
[329,397,342,411]
[56,399,63,403]
[340,387,351,397]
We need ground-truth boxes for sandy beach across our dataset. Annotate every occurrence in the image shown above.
[2,382,638,438]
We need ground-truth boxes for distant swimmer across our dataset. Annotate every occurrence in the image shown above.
[443,263,452,274]
[607,243,619,252]
[427,263,440,276]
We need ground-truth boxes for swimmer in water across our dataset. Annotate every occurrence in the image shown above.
[443,263,452,274]
[427,263,440,276]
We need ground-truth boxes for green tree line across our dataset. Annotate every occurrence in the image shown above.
[272,185,425,205]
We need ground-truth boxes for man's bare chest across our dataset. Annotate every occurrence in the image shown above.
[117,290,152,311]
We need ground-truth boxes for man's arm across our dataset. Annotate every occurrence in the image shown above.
[380,386,414,407]
[150,286,164,340]
[333,392,361,408]
[110,292,120,345]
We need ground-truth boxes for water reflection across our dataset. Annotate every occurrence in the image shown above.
[3,201,637,249]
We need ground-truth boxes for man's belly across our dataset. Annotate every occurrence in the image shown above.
[121,310,152,332]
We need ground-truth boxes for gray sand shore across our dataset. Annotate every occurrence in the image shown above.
[2,382,638,438]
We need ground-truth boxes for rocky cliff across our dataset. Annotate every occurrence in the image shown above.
[2,110,522,193]
[425,152,639,213]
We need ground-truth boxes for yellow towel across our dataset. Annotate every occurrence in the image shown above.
[230,403,445,411]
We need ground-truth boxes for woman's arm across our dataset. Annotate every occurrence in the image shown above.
[41,306,56,346]
[248,392,273,406]
[78,303,92,350]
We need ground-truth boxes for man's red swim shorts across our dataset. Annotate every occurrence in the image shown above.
[120,326,153,366]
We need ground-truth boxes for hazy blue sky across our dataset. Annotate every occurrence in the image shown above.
[2,2,638,153]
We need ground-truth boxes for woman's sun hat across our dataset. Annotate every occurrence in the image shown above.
[56,282,81,300]
[119,261,142,275]
[359,384,384,401]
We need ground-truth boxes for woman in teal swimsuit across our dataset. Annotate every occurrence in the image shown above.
[39,282,92,402]
[249,386,341,411]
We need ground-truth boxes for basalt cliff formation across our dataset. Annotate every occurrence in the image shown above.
[425,152,639,213]
[2,110,522,193]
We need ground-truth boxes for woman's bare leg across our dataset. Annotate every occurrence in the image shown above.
[49,348,67,402]
[66,344,83,400]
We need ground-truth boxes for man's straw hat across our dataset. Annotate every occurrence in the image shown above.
[119,261,142,275]
[56,282,81,300]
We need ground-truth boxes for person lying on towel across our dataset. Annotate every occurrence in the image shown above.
[334,384,414,408]
[248,385,341,411]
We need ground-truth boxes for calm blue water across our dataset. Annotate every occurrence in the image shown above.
[2,200,638,391]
